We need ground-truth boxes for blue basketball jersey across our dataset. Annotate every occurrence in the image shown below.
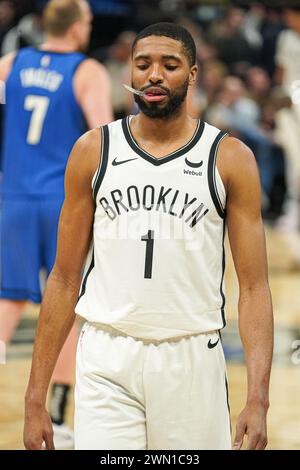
[1,47,87,199]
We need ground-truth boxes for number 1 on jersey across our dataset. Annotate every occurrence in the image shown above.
[141,230,154,279]
[24,95,50,145]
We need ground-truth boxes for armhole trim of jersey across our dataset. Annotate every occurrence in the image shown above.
[208,130,228,219]
[220,219,226,328]
[78,248,94,300]
[92,124,109,201]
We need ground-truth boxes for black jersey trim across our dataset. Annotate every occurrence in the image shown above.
[225,372,231,415]
[122,116,205,166]
[78,249,94,300]
[220,219,226,328]
[79,126,109,300]
[219,331,231,432]
[92,126,104,197]
[208,131,228,219]
[225,372,232,434]
[92,125,109,201]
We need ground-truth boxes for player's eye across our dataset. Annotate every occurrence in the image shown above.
[137,64,149,70]
[165,64,178,71]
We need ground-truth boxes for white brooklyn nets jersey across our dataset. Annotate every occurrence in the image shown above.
[75,117,228,341]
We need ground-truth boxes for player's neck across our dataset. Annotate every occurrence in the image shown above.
[41,36,78,53]
[133,107,195,144]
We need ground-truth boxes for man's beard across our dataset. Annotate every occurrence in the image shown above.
[133,78,189,119]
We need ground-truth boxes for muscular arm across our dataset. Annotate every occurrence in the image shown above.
[74,58,113,128]
[218,137,273,450]
[24,128,101,450]
[0,52,16,103]
[0,52,15,82]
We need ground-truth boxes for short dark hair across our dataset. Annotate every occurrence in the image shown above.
[132,22,196,67]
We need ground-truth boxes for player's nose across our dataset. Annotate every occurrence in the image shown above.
[148,64,164,83]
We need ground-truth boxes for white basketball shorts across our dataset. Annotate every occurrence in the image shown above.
[74,322,231,450]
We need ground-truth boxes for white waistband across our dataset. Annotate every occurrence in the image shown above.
[87,321,218,346]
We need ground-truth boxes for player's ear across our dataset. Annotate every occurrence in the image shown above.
[69,20,81,42]
[189,64,197,87]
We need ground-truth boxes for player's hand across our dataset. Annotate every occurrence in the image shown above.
[233,402,268,450]
[23,401,55,450]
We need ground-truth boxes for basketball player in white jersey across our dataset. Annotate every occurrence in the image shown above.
[23,23,273,450]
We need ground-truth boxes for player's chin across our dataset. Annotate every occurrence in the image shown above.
[146,98,170,110]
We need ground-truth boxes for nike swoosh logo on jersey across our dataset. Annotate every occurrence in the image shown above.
[208,338,220,349]
[112,157,138,166]
[185,157,203,168]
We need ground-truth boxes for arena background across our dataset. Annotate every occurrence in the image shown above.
[0,0,300,450]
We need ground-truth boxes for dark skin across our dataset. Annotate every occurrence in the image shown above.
[131,36,198,156]
[24,35,273,450]
[218,137,273,450]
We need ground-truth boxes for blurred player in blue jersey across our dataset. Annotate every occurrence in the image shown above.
[0,0,113,448]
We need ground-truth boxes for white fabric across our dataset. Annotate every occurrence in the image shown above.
[75,118,227,340]
[276,29,300,99]
[275,30,300,216]
[74,322,231,450]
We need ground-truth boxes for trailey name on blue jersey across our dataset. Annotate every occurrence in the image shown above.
[20,67,63,92]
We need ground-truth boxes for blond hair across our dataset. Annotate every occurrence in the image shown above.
[43,0,84,36]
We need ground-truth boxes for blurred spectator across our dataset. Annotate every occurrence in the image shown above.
[189,60,227,117]
[93,30,135,119]
[243,3,265,49]
[206,76,260,131]
[259,7,284,77]
[246,66,271,108]
[1,10,44,54]
[0,0,15,51]
[205,75,276,208]
[202,61,228,103]
[276,8,300,96]
[208,7,258,71]
[274,6,300,234]
[177,16,218,118]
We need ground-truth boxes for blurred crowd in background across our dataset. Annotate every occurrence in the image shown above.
[0,0,300,246]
